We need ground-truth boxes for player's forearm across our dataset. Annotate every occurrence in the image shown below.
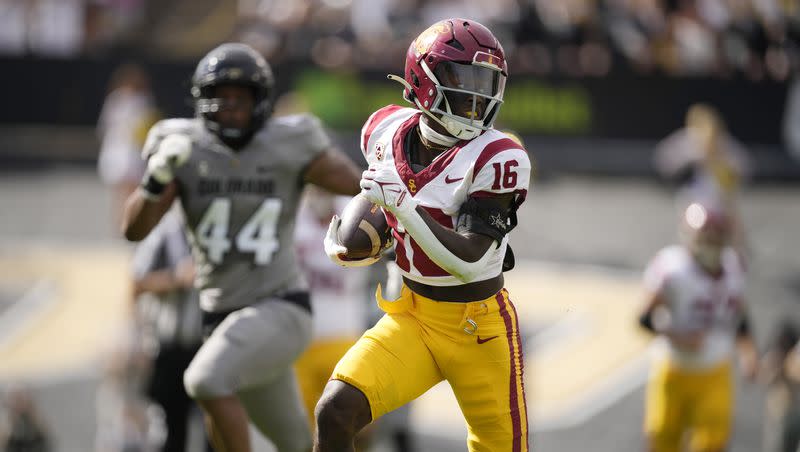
[305,148,361,196]
[317,171,360,196]
[393,206,495,282]
[785,350,800,383]
[121,184,175,241]
[416,207,494,262]
[122,194,162,241]
[736,335,759,379]
[360,165,497,282]
[639,301,704,349]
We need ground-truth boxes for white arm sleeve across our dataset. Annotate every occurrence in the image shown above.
[391,199,495,283]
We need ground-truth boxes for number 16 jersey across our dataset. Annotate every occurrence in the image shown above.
[142,114,331,312]
[360,105,532,286]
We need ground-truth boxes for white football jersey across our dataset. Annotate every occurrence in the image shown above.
[643,245,747,369]
[361,105,531,286]
[295,197,369,339]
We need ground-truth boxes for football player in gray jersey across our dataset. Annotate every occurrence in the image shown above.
[121,43,361,452]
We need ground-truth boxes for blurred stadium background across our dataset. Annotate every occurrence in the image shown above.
[1,0,800,451]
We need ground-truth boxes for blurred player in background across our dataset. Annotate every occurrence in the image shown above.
[654,104,752,210]
[131,207,211,452]
[638,202,759,452]
[318,19,531,451]
[121,43,361,452]
[97,63,160,225]
[653,103,752,253]
[294,187,415,452]
[0,385,51,452]
[293,188,369,421]
[293,187,372,447]
[760,322,800,452]
[95,315,163,452]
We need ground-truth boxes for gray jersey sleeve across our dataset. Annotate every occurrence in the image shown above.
[269,113,332,171]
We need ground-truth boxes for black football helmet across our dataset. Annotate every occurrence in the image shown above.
[191,43,275,148]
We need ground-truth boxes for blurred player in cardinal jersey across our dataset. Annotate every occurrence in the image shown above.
[294,187,415,452]
[638,202,759,452]
[318,19,531,452]
[293,187,370,430]
[121,43,361,452]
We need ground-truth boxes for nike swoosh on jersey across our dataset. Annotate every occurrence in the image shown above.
[476,335,499,344]
[444,175,464,184]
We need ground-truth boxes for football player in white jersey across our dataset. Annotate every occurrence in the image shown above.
[638,202,759,452]
[293,187,370,431]
[121,43,361,452]
[317,19,531,452]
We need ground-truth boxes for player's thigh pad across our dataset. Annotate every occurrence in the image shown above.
[645,359,688,447]
[184,299,312,398]
[330,311,444,422]
[688,362,734,452]
[433,289,528,452]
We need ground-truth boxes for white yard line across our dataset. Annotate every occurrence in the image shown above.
[531,342,656,431]
[0,279,57,346]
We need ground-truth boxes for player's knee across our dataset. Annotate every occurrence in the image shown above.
[183,362,232,399]
[314,380,371,437]
[314,394,352,435]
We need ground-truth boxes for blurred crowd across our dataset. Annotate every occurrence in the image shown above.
[239,0,800,80]
[1,0,799,80]
[0,0,147,57]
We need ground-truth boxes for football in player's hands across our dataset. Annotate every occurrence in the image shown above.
[337,193,392,260]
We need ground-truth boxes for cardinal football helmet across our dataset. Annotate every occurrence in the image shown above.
[191,43,275,148]
[389,19,507,140]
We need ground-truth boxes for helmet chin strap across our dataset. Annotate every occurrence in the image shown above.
[419,116,459,147]
[439,114,482,140]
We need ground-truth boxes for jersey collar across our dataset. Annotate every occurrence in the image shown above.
[391,112,465,195]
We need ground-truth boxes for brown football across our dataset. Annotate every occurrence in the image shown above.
[337,193,392,260]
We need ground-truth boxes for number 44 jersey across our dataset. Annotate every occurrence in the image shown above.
[142,115,331,312]
[360,105,532,286]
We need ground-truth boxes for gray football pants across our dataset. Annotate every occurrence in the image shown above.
[183,298,312,452]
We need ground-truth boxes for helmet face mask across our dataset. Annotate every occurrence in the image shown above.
[195,90,256,116]
[191,43,275,149]
[427,60,506,139]
[392,19,508,141]
[196,85,259,140]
